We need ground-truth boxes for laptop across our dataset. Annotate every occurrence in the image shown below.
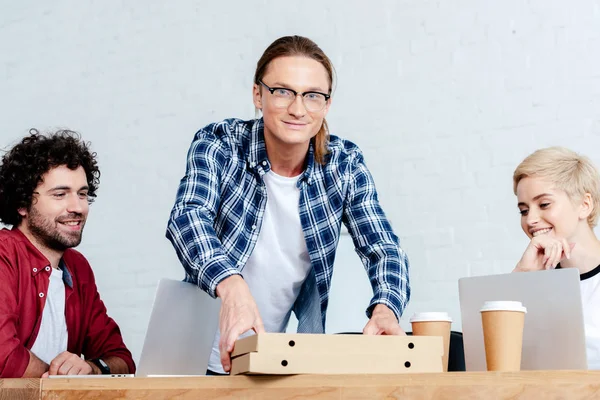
[458,268,587,371]
[136,279,221,377]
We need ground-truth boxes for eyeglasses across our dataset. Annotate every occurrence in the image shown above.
[258,80,330,112]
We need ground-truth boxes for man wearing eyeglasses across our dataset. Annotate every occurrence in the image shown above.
[166,36,410,375]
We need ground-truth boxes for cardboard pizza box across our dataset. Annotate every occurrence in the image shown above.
[230,333,443,375]
[232,333,443,357]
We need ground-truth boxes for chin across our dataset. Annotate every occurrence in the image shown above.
[286,138,314,147]
[272,132,309,144]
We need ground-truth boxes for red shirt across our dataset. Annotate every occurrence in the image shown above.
[0,228,135,377]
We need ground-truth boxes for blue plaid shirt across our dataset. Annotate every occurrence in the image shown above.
[166,118,410,333]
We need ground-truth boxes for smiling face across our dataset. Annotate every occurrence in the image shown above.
[516,176,592,240]
[18,165,89,252]
[253,55,331,153]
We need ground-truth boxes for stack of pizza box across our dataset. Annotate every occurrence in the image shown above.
[230,333,443,375]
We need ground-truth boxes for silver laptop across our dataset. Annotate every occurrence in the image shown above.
[136,279,221,376]
[459,268,587,371]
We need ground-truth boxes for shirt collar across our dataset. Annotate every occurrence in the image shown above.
[9,228,74,288]
[58,259,74,288]
[245,118,316,185]
[302,142,316,186]
[10,228,52,272]
[245,118,270,175]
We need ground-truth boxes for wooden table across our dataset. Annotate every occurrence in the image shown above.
[0,379,39,400]
[3,371,600,399]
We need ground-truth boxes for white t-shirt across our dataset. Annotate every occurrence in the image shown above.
[30,267,68,364]
[580,265,600,369]
[208,170,312,373]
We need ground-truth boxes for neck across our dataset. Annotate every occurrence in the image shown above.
[264,136,308,178]
[17,224,63,269]
[560,226,600,274]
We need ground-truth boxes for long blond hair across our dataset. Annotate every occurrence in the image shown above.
[254,35,335,165]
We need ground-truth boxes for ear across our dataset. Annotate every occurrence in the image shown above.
[252,83,262,110]
[579,193,594,221]
[18,207,27,218]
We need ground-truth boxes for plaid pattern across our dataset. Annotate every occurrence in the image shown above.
[166,118,410,332]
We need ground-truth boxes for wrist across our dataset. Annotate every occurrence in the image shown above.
[86,360,101,375]
[514,264,525,272]
[372,304,395,318]
[216,274,244,299]
[89,358,111,375]
[514,258,533,272]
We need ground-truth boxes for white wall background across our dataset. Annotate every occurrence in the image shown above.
[1,0,600,363]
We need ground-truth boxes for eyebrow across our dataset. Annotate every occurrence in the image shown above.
[517,193,553,207]
[272,81,328,93]
[47,185,89,192]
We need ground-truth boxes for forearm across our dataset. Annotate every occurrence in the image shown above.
[22,350,49,378]
[216,274,245,298]
[368,292,404,319]
[167,214,240,297]
[344,158,410,320]
[167,135,236,295]
[371,304,398,319]
[364,247,410,320]
[105,356,130,374]
[87,356,130,375]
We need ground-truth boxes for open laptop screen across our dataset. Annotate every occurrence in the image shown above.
[136,279,221,377]
[459,268,586,371]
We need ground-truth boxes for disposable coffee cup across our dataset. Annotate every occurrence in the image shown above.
[480,301,527,372]
[410,312,452,372]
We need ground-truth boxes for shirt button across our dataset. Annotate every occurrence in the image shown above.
[39,293,44,298]
[45,266,51,271]
[252,225,257,230]
[32,268,37,273]
[262,161,267,166]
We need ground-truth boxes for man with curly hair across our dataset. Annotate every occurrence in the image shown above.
[0,130,135,378]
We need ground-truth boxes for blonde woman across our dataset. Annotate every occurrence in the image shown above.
[513,147,600,368]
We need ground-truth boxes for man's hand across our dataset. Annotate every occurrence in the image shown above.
[515,235,575,272]
[216,275,265,373]
[363,304,405,335]
[41,351,94,377]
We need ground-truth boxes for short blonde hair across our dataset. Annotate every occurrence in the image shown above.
[513,147,600,227]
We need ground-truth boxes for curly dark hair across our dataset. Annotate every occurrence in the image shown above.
[0,129,100,226]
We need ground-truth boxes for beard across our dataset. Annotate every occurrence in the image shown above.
[27,206,86,251]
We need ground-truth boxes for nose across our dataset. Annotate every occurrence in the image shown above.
[287,94,307,118]
[66,193,86,214]
[526,207,540,228]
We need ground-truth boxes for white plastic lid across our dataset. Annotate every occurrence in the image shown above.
[409,312,452,323]
[480,301,527,313]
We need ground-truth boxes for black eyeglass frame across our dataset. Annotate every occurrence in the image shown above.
[258,80,331,104]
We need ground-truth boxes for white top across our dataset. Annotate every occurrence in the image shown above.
[208,170,312,373]
[579,266,600,369]
[30,267,68,364]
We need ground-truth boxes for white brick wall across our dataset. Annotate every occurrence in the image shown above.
[1,0,599,363]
